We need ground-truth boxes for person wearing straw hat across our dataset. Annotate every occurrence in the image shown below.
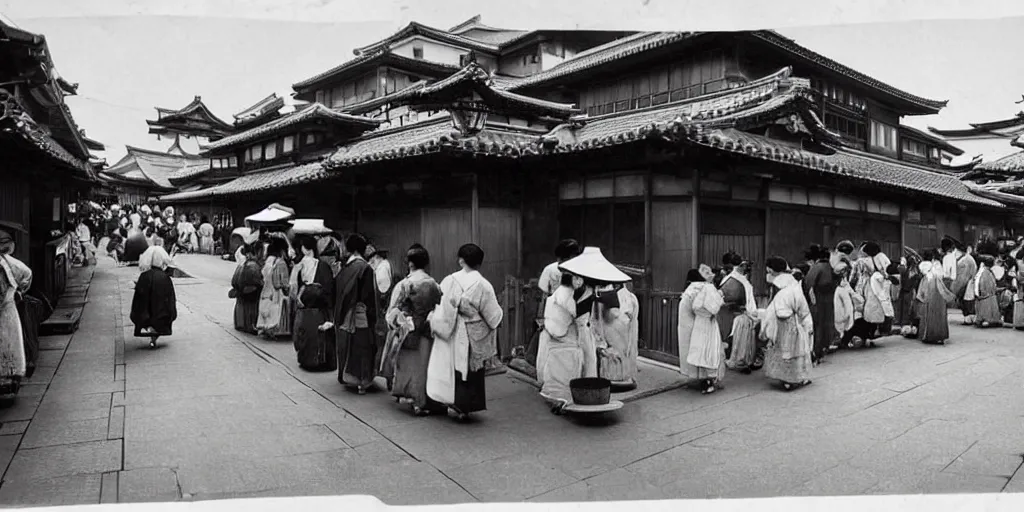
[427,243,503,421]
[572,249,639,390]
[760,256,813,391]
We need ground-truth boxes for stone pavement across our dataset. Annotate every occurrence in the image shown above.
[1,253,1023,506]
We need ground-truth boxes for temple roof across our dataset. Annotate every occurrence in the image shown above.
[352,21,502,57]
[104,145,208,189]
[160,162,327,203]
[382,62,579,119]
[233,93,285,128]
[292,51,459,93]
[147,96,234,138]
[501,30,948,115]
[928,112,1024,138]
[0,88,93,178]
[201,103,381,154]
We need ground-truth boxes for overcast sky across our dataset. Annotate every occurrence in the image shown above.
[3,0,1023,162]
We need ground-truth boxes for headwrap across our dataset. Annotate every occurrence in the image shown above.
[139,246,173,273]
[0,228,14,255]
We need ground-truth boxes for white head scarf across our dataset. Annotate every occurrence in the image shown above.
[139,246,172,272]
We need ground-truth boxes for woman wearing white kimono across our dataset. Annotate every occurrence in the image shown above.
[592,283,640,390]
[761,256,813,391]
[427,244,503,422]
[537,247,631,411]
[678,264,726,395]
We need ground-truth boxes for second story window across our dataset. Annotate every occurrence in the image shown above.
[902,138,927,157]
[413,45,424,60]
[870,120,897,153]
[228,156,237,167]
[264,141,277,160]
[246,144,261,163]
[282,135,295,154]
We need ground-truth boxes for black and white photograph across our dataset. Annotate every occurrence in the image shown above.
[1,0,1023,507]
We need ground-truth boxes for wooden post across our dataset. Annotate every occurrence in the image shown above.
[899,203,907,254]
[691,165,701,269]
[471,172,480,244]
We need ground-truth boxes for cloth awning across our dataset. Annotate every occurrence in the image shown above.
[288,218,333,235]
[245,203,295,224]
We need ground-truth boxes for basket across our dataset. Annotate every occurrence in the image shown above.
[570,377,611,406]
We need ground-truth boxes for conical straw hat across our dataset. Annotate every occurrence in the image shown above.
[558,247,632,284]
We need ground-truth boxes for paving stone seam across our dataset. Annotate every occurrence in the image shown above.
[112,271,126,503]
[1002,456,1024,492]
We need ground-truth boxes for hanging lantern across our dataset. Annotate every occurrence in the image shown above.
[449,105,487,136]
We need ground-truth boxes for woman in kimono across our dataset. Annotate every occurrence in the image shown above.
[536,267,598,411]
[996,255,1016,326]
[317,236,344,277]
[427,244,503,421]
[230,241,263,334]
[678,264,726,395]
[716,252,743,347]
[955,244,978,325]
[123,214,149,264]
[0,229,29,402]
[592,281,640,389]
[131,246,177,349]
[803,244,837,365]
[291,236,336,372]
[915,250,955,344]
[833,262,862,346]
[761,256,813,391]
[384,244,446,416]
[974,254,1002,328]
[724,260,758,374]
[256,237,292,339]
[1013,261,1024,330]
[177,214,198,254]
[198,216,216,254]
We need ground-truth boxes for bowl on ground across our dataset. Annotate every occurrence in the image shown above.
[570,377,611,406]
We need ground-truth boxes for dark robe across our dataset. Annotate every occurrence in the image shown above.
[717,277,743,347]
[293,261,336,372]
[916,269,953,343]
[123,232,149,264]
[333,256,379,390]
[895,268,920,327]
[231,260,263,334]
[975,267,1002,327]
[804,259,837,358]
[131,269,177,337]
[385,271,445,412]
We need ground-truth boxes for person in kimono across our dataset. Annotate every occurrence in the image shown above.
[384,244,446,416]
[590,273,640,389]
[177,214,198,254]
[291,236,336,372]
[996,254,1016,326]
[761,256,813,391]
[325,234,379,395]
[529,239,582,367]
[428,244,503,421]
[131,246,177,349]
[1013,261,1024,330]
[803,244,837,364]
[367,244,397,348]
[833,262,862,346]
[536,267,596,411]
[230,240,263,335]
[317,236,344,278]
[678,264,726,395]
[0,229,29,402]
[256,237,292,339]
[974,254,1002,328]
[76,218,95,265]
[716,251,744,352]
[724,260,758,374]
[940,237,960,292]
[895,254,921,334]
[198,216,216,254]
[915,250,955,344]
[123,214,150,264]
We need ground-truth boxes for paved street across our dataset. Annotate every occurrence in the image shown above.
[1,253,1023,506]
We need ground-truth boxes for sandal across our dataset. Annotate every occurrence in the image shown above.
[782,382,794,392]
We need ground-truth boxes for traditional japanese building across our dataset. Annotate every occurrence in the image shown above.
[96,142,208,206]
[147,95,234,144]
[929,106,1024,165]
[0,19,101,302]
[160,17,1018,363]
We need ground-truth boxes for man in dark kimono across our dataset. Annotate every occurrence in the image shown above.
[332,234,379,395]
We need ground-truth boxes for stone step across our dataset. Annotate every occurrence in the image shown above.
[39,307,84,335]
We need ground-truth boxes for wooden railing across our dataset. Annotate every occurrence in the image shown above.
[41,234,71,305]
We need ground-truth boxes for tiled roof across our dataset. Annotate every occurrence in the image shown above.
[749,31,947,114]
[160,162,327,203]
[384,63,579,118]
[105,146,208,189]
[148,96,234,132]
[542,67,839,150]
[0,89,93,177]
[341,82,427,115]
[168,162,214,185]
[352,22,501,57]
[325,118,541,169]
[504,32,693,91]
[233,93,285,126]
[293,51,460,91]
[461,29,533,46]
[202,103,380,153]
[974,151,1024,174]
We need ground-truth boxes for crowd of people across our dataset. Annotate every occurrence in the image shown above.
[89,200,1024,419]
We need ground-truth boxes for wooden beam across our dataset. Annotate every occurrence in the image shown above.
[692,165,701,269]
[471,172,480,244]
